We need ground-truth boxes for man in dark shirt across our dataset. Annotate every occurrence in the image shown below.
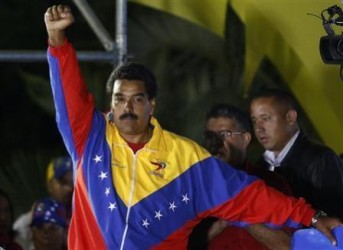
[250,89,343,220]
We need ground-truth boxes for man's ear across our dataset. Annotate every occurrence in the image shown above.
[150,99,156,115]
[286,110,297,125]
[107,112,114,122]
[242,132,252,149]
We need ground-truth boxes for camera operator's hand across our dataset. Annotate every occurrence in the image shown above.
[44,5,74,47]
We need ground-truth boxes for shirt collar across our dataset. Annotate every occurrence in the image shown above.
[263,130,300,171]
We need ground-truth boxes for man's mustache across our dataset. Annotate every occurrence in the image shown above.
[119,113,138,120]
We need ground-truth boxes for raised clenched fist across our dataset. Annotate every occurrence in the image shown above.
[44,5,74,47]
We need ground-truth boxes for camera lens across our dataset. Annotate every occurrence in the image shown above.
[320,35,343,64]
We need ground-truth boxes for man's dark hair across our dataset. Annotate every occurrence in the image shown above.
[107,62,158,100]
[250,88,299,112]
[206,104,252,133]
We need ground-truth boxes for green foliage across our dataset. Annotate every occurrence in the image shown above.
[0,150,51,218]
[20,70,55,115]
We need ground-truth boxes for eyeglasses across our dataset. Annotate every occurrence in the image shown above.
[215,130,245,140]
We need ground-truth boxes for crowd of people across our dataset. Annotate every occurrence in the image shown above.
[1,156,72,250]
[1,4,343,250]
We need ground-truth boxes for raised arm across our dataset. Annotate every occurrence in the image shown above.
[44,5,96,160]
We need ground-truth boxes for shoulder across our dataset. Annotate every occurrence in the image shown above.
[290,136,342,171]
[151,117,211,161]
[163,129,211,156]
[297,137,339,160]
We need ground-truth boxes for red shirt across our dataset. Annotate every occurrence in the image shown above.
[126,141,146,154]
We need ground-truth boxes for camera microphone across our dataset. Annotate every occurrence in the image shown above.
[330,17,343,26]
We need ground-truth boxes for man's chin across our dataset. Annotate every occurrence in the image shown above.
[263,144,275,152]
[116,122,137,132]
[258,139,271,150]
[118,127,141,136]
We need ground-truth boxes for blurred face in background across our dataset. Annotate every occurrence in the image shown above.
[48,172,73,208]
[31,223,65,250]
[206,116,250,168]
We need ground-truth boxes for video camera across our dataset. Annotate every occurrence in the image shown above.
[320,5,343,64]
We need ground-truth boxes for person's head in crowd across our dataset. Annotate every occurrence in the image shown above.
[46,156,73,208]
[30,198,66,250]
[204,104,252,168]
[107,62,157,142]
[250,89,299,156]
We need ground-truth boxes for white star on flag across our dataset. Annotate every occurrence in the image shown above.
[108,202,117,211]
[142,219,150,228]
[169,202,177,212]
[154,210,163,220]
[182,193,190,204]
[105,187,110,196]
[99,171,108,180]
[93,154,103,164]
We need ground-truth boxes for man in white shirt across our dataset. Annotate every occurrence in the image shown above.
[250,88,343,219]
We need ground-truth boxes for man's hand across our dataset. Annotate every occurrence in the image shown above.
[315,216,342,246]
[207,220,227,241]
[246,224,290,250]
[44,5,74,47]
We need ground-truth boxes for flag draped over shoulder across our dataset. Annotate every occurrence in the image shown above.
[131,0,343,153]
